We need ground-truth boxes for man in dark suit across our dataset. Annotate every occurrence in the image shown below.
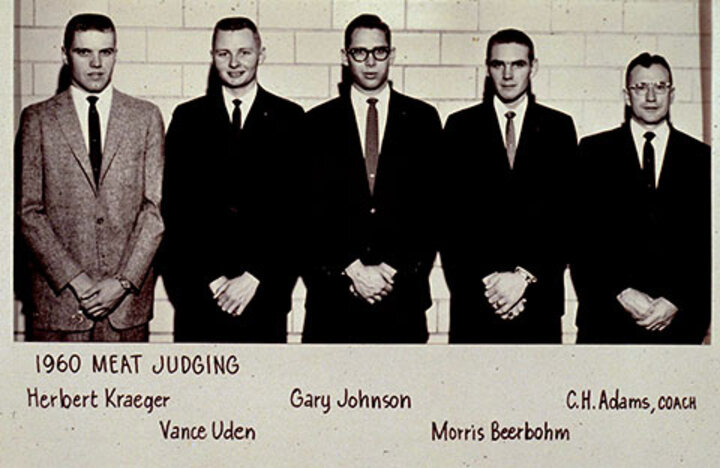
[302,14,442,343]
[441,29,577,343]
[571,53,710,344]
[159,17,304,343]
[16,14,165,341]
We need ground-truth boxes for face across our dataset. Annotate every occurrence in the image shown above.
[487,42,537,104]
[624,63,674,127]
[62,30,117,93]
[342,27,394,93]
[212,29,266,92]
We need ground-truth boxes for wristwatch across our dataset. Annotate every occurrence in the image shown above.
[514,266,537,285]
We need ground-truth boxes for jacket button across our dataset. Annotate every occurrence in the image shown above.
[96,217,104,225]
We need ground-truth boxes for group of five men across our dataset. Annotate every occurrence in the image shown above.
[16,13,710,344]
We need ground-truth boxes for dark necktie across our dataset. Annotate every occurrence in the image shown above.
[505,110,516,169]
[365,97,379,194]
[87,96,102,185]
[232,98,242,131]
[643,131,656,191]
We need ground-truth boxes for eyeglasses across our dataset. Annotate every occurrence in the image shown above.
[346,47,392,63]
[627,82,673,95]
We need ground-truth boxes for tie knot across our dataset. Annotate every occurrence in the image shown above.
[505,110,516,120]
[367,97,378,107]
[87,96,99,106]
[644,131,655,142]
[233,99,241,108]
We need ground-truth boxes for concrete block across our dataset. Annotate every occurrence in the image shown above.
[671,68,699,103]
[479,0,552,32]
[581,101,625,138]
[332,0,405,30]
[113,64,183,97]
[33,63,61,96]
[18,0,34,26]
[259,65,329,98]
[17,62,32,95]
[534,33,585,67]
[550,67,622,100]
[182,63,209,98]
[624,1,697,34]
[405,66,476,99]
[259,0,331,29]
[441,32,489,65]
[149,299,174,333]
[35,0,110,27]
[296,32,341,64]
[657,35,703,68]
[671,102,704,142]
[393,33,440,65]
[407,0,478,31]
[109,0,183,27]
[116,28,146,62]
[263,32,294,64]
[148,29,209,63]
[183,0,258,28]
[551,0,622,33]
[17,27,63,62]
[585,33,657,67]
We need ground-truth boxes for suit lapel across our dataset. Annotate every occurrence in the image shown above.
[656,128,678,191]
[242,86,269,133]
[481,103,510,170]
[99,89,130,185]
[52,90,97,191]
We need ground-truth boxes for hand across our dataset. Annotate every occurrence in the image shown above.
[483,271,528,316]
[80,278,127,319]
[637,297,678,332]
[345,261,393,304]
[616,287,654,320]
[214,272,260,316]
[499,298,527,321]
[69,272,96,302]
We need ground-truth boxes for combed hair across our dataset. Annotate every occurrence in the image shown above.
[344,14,391,49]
[212,16,261,48]
[63,13,115,50]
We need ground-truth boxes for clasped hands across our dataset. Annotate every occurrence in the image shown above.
[617,288,678,332]
[483,271,529,320]
[70,272,127,320]
[209,272,260,316]
[345,260,396,305]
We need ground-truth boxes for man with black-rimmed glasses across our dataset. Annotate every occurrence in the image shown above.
[571,53,710,344]
[301,14,442,343]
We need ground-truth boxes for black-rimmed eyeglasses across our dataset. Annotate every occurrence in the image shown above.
[346,47,392,62]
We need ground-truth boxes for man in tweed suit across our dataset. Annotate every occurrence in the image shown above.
[16,13,164,341]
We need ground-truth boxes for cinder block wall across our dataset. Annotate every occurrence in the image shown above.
[14,0,711,343]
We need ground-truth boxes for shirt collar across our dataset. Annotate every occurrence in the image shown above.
[70,84,113,107]
[222,82,258,120]
[350,83,391,109]
[630,117,669,146]
[493,93,528,124]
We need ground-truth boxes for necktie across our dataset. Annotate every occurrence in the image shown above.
[643,131,656,190]
[232,99,242,131]
[87,96,102,185]
[365,97,379,194]
[505,111,516,169]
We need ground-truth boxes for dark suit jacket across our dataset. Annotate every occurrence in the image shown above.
[571,123,710,344]
[302,88,442,343]
[441,99,577,343]
[17,89,165,332]
[159,86,304,342]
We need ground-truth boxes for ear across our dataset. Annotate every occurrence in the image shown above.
[61,46,69,66]
[530,58,539,78]
[340,49,349,67]
[388,47,396,66]
[259,46,267,64]
[623,88,632,107]
[669,87,675,105]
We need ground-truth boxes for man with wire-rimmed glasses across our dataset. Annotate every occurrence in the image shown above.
[301,14,442,343]
[572,53,710,344]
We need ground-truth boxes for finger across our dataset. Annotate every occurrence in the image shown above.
[482,272,498,286]
[377,268,395,284]
[214,280,231,299]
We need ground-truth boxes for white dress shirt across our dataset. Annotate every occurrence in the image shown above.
[630,118,669,186]
[222,82,258,129]
[70,85,113,152]
[493,93,528,150]
[351,83,391,156]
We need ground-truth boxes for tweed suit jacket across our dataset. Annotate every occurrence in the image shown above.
[17,88,165,332]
